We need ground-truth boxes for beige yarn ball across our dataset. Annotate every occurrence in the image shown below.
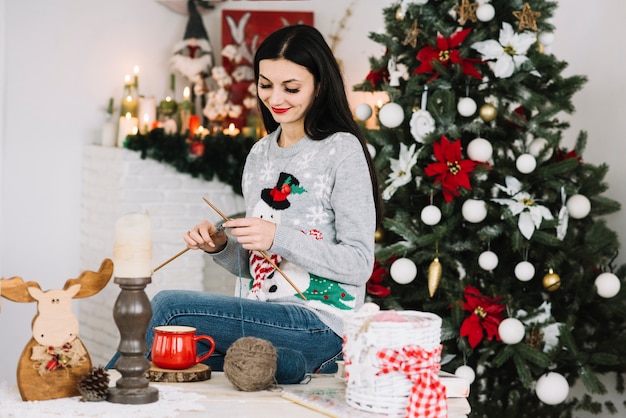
[224,337,278,392]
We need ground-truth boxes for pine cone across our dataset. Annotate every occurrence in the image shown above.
[77,366,110,402]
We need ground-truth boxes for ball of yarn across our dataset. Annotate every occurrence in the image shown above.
[275,347,307,384]
[224,337,277,391]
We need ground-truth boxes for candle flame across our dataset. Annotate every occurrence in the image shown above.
[133,65,139,75]
[183,86,190,100]
[125,112,131,119]
[124,74,131,84]
[228,123,235,131]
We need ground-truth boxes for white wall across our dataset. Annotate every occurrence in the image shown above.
[0,0,393,385]
[0,1,625,411]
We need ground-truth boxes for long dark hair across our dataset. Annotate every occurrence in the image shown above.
[253,24,382,226]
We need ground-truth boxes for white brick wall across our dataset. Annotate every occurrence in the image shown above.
[79,145,245,366]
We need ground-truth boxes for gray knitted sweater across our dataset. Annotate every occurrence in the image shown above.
[211,128,376,336]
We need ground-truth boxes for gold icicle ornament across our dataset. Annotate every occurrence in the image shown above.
[428,256,442,297]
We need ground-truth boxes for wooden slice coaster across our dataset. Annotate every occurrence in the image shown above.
[146,362,211,383]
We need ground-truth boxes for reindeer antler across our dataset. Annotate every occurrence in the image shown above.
[0,277,41,303]
[64,259,114,299]
[0,259,113,303]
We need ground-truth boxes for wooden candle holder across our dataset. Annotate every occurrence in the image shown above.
[106,276,158,404]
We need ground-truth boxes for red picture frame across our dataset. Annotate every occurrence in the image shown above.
[221,10,314,127]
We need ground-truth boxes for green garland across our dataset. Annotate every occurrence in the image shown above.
[123,128,256,196]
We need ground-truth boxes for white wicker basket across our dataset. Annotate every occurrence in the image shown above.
[342,310,442,416]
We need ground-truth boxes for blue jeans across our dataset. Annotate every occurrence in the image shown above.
[106,290,343,375]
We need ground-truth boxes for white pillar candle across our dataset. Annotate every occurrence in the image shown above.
[117,112,138,147]
[137,96,157,134]
[113,212,153,278]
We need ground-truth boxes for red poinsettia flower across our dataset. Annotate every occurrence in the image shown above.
[365,68,390,89]
[413,28,482,81]
[424,135,478,203]
[367,259,391,298]
[555,147,583,163]
[459,285,505,348]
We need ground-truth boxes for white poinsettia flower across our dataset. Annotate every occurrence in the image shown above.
[471,22,537,78]
[382,143,418,200]
[409,109,436,143]
[492,176,553,239]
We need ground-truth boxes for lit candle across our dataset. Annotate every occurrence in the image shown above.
[142,114,149,133]
[188,114,200,138]
[120,74,138,116]
[137,96,156,134]
[179,86,193,135]
[223,123,240,136]
[113,212,152,278]
[117,112,138,147]
[158,96,177,117]
[133,65,139,89]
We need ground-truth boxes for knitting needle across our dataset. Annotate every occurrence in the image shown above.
[202,197,307,300]
[151,228,223,274]
[152,248,190,274]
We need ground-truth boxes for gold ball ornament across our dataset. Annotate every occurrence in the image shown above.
[428,257,442,297]
[374,228,385,243]
[542,268,561,291]
[479,104,497,122]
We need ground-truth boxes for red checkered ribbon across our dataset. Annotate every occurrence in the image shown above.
[376,344,447,418]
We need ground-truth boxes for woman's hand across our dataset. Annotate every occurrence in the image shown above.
[223,217,276,251]
[184,220,227,253]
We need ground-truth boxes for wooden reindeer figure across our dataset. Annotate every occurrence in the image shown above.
[0,259,113,401]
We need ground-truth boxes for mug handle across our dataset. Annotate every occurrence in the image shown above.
[195,335,215,364]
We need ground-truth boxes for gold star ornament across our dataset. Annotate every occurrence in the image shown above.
[455,0,478,26]
[513,2,541,32]
[403,19,421,48]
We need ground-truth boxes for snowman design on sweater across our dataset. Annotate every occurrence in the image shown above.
[247,171,355,310]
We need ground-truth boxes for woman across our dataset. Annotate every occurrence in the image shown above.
[115,24,381,381]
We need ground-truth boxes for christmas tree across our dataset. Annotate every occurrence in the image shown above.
[354,1,626,416]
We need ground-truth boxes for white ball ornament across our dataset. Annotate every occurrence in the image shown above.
[514,261,535,282]
[478,250,499,271]
[476,4,496,22]
[538,32,555,47]
[366,143,377,159]
[356,103,373,121]
[467,137,493,162]
[421,205,442,226]
[566,194,591,219]
[528,137,553,161]
[390,257,417,284]
[454,365,476,384]
[535,372,569,405]
[378,102,405,128]
[594,272,621,298]
[457,97,477,117]
[462,199,487,223]
[516,153,537,174]
[498,318,525,344]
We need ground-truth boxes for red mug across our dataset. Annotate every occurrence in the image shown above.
[151,325,215,370]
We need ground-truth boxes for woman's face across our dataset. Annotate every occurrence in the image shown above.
[257,58,316,130]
